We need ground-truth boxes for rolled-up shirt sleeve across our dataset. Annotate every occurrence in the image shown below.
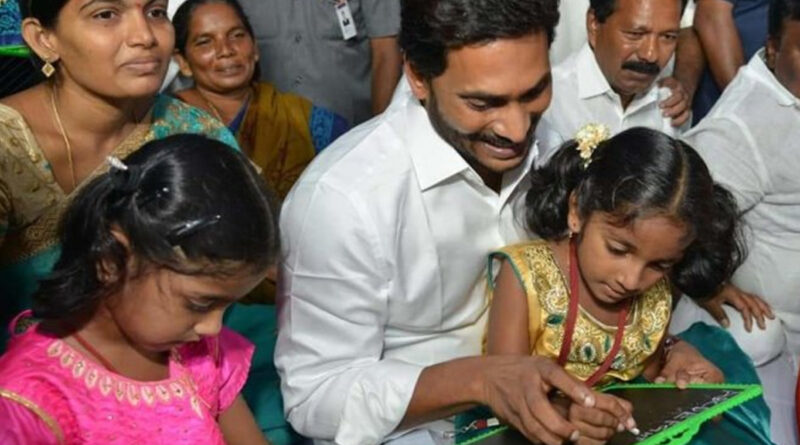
[275,180,424,445]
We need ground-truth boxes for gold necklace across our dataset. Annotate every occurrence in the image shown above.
[197,88,252,124]
[49,85,78,191]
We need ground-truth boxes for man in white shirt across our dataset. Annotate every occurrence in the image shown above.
[537,0,691,151]
[273,1,634,444]
[670,1,800,443]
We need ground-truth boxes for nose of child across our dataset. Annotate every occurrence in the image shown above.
[193,314,224,338]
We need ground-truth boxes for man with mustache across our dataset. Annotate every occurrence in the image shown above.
[273,1,641,444]
[536,0,690,150]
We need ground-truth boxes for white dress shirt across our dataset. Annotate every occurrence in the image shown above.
[671,50,800,445]
[536,43,688,153]
[275,86,533,445]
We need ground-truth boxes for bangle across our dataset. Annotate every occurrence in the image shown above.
[663,335,682,361]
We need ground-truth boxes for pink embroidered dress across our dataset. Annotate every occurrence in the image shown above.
[0,311,254,444]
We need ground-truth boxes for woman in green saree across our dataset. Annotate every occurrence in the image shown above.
[171,0,349,200]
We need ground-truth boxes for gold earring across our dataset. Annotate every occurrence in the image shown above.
[41,60,56,78]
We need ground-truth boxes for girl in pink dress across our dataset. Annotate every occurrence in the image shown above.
[0,134,279,444]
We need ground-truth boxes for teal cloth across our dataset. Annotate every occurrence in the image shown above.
[0,94,239,351]
[455,322,774,444]
[224,303,303,445]
[678,322,775,445]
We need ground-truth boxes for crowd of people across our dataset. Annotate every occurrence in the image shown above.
[0,0,797,444]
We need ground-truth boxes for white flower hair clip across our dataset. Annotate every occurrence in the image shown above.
[574,123,611,168]
[106,156,129,171]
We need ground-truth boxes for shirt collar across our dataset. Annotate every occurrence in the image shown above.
[751,49,800,109]
[402,94,537,195]
[404,98,472,191]
[576,43,613,99]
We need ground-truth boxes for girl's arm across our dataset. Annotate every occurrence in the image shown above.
[486,259,531,355]
[219,395,272,445]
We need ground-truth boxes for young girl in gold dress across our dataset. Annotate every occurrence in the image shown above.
[486,126,775,444]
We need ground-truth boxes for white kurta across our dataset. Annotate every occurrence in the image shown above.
[673,50,800,445]
[536,43,688,154]
[275,84,533,445]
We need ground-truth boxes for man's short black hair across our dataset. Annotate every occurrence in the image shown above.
[589,0,687,23]
[399,0,560,80]
[769,0,800,39]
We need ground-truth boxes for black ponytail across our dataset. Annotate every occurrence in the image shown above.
[526,127,745,300]
[33,134,280,321]
[525,140,587,239]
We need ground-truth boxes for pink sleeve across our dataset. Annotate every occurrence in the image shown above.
[217,327,254,412]
[0,396,60,444]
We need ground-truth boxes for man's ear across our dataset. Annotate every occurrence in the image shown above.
[404,59,431,102]
[21,17,60,66]
[765,36,779,71]
[586,8,600,49]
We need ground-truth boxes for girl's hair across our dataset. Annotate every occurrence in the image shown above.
[526,127,744,300]
[172,0,261,82]
[33,134,280,321]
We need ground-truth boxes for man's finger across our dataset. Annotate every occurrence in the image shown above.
[592,394,634,424]
[670,109,690,127]
[675,369,691,389]
[520,395,576,445]
[571,404,619,429]
[754,296,775,319]
[540,362,595,408]
[704,301,729,328]
[571,419,616,442]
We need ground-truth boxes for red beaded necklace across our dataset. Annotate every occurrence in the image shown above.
[72,332,120,374]
[557,238,632,387]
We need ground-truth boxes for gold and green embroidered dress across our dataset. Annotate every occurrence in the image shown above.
[489,240,671,385]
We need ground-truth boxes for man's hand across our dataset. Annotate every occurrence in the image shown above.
[480,356,596,445]
[566,392,636,445]
[700,283,775,332]
[655,340,724,388]
[658,77,691,127]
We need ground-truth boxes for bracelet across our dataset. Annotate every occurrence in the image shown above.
[663,335,682,361]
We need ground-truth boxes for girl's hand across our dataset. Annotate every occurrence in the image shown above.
[700,283,775,332]
[568,392,636,444]
[655,340,724,388]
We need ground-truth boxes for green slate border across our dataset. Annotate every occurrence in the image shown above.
[457,383,763,445]
[0,45,30,57]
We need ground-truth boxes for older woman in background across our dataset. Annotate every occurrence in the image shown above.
[172,0,348,199]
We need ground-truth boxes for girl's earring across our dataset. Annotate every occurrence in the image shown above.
[41,60,55,78]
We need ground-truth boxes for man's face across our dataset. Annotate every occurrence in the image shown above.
[406,33,552,184]
[767,19,800,99]
[588,0,681,100]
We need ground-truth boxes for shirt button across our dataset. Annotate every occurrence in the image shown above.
[294,75,303,86]
[294,34,302,43]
